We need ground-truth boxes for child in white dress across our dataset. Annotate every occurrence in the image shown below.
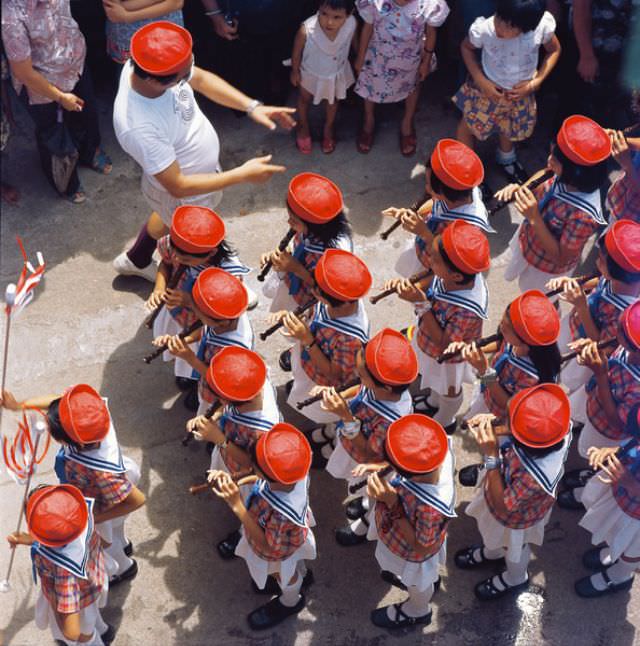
[290,0,357,154]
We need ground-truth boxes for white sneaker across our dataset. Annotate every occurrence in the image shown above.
[113,252,157,283]
[245,285,259,310]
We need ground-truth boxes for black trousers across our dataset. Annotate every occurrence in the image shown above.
[23,63,101,196]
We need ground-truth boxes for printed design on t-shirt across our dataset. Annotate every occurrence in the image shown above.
[173,86,195,122]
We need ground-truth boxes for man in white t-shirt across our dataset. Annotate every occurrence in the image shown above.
[112,21,295,281]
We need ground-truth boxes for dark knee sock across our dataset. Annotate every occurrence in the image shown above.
[126,224,157,268]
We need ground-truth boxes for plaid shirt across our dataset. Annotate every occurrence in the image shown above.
[482,343,540,417]
[612,443,640,520]
[218,412,266,474]
[586,348,640,440]
[300,327,363,388]
[374,488,448,562]
[63,460,132,515]
[283,233,330,307]
[606,171,640,225]
[519,179,603,274]
[32,531,106,614]
[484,445,555,529]
[341,396,392,463]
[245,494,308,561]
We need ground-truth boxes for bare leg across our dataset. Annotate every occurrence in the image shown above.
[456,118,476,149]
[296,87,313,139]
[401,84,421,136]
[498,133,515,155]
[147,211,169,239]
[324,100,339,140]
[362,99,375,134]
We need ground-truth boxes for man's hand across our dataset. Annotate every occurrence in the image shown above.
[238,155,286,184]
[249,105,296,131]
[0,390,22,411]
[210,13,238,40]
[577,52,599,83]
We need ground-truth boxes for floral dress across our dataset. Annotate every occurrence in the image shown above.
[354,0,449,103]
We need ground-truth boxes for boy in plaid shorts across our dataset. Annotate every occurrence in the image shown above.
[606,129,640,225]
[210,423,315,630]
[559,302,640,510]
[2,384,146,586]
[7,484,111,645]
[497,115,610,293]
[456,384,572,600]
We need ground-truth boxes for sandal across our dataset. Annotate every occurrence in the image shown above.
[322,134,336,154]
[88,148,112,175]
[357,129,374,154]
[67,184,86,204]
[370,602,432,629]
[454,545,504,570]
[296,134,312,154]
[400,130,417,157]
[474,573,529,601]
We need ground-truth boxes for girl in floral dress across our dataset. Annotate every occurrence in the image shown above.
[353,0,449,156]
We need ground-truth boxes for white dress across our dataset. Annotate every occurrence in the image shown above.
[300,14,356,105]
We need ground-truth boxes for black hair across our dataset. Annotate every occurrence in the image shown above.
[318,0,354,12]
[597,235,640,284]
[306,212,352,246]
[315,284,353,308]
[249,443,277,483]
[361,341,410,395]
[382,446,435,479]
[495,0,546,33]
[512,436,565,458]
[171,238,236,266]
[437,239,476,284]
[46,398,82,451]
[426,159,473,204]
[551,143,609,194]
[132,60,179,86]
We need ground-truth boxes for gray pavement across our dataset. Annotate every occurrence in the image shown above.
[0,81,638,646]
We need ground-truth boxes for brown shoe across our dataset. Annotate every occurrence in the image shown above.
[357,130,374,154]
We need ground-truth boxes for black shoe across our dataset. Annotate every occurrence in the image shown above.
[582,547,607,571]
[454,545,504,570]
[217,530,241,560]
[474,573,529,601]
[101,623,116,645]
[335,525,368,547]
[284,379,294,396]
[370,603,432,629]
[562,468,595,490]
[557,488,585,511]
[443,420,457,435]
[248,594,306,630]
[252,569,314,595]
[574,571,634,598]
[279,349,292,372]
[499,159,529,184]
[183,386,199,412]
[109,559,138,587]
[175,376,196,391]
[346,497,367,521]
[124,540,133,557]
[206,442,215,455]
[413,393,438,417]
[311,450,328,470]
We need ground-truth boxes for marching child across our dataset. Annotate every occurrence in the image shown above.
[558,301,640,510]
[606,129,640,224]
[353,0,450,156]
[290,0,358,154]
[574,403,640,598]
[456,384,572,600]
[210,423,316,630]
[497,115,610,293]
[444,289,561,420]
[316,328,418,545]
[147,205,250,389]
[1,385,146,585]
[186,346,280,559]
[362,414,455,628]
[7,484,111,645]
[384,139,493,278]
[153,267,254,414]
[386,219,491,432]
[547,219,640,393]
[280,248,371,431]
[454,0,561,182]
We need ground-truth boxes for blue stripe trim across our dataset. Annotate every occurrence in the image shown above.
[505,350,539,379]
[360,388,404,422]
[259,485,308,527]
[553,182,606,225]
[432,204,495,233]
[223,406,278,431]
[313,303,370,343]
[431,278,489,320]
[399,479,457,517]
[512,433,571,496]
[601,281,636,311]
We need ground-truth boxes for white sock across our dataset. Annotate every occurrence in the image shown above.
[502,545,530,586]
[426,390,440,408]
[106,541,133,576]
[95,610,108,636]
[588,562,634,592]
[321,443,334,460]
[600,547,613,567]
[497,147,517,165]
[279,572,303,607]
[400,584,433,618]
[433,392,463,427]
[481,546,506,561]
[350,517,368,536]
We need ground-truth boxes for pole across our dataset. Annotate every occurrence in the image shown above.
[0,284,17,434]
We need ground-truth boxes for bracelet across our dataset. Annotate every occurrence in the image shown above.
[482,455,501,471]
[204,9,223,16]
[479,368,498,385]
[245,99,263,115]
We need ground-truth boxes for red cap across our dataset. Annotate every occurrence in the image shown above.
[385,414,448,474]
[26,485,88,548]
[441,220,490,274]
[365,328,418,386]
[59,385,110,445]
[314,249,372,301]
[509,290,560,346]
[287,173,343,224]
[430,139,484,190]
[255,423,312,484]
[205,347,267,401]
[509,384,571,448]
[621,301,640,350]
[192,268,248,320]
[556,115,611,166]
[170,206,225,254]
[604,220,640,273]
[130,22,193,76]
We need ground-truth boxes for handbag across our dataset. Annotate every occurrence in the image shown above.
[40,106,79,193]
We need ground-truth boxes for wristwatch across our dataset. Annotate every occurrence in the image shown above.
[479,367,498,385]
[216,438,229,451]
[245,99,263,115]
[340,420,360,440]
[482,455,501,471]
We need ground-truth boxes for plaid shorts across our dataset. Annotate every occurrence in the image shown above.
[452,79,536,142]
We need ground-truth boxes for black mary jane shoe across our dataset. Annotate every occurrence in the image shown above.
[183,386,199,412]
[109,559,138,587]
[574,569,634,598]
[124,540,133,557]
[279,349,292,372]
[474,573,529,601]
[217,530,241,560]
[582,547,607,571]
[412,393,439,418]
[454,545,504,570]
[562,468,595,490]
[346,497,368,521]
[335,525,368,547]
[248,594,306,630]
[175,376,196,391]
[370,603,432,629]
[101,623,117,645]
[557,488,585,511]
[252,569,314,595]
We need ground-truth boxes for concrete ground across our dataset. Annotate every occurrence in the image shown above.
[0,75,638,646]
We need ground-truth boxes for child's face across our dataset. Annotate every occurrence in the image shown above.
[173,246,216,267]
[494,16,522,39]
[317,5,349,35]
[595,249,611,280]
[356,349,376,391]
[499,311,526,349]
[286,209,308,235]
[429,237,454,281]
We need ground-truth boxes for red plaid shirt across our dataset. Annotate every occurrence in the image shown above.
[218,412,266,474]
[374,487,448,562]
[340,397,391,463]
[63,460,132,515]
[586,349,640,440]
[606,172,640,225]
[417,301,483,362]
[519,179,602,274]
[484,445,555,529]
[300,327,363,388]
[245,495,308,561]
[32,531,106,614]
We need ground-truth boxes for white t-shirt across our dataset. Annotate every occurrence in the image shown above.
[113,61,221,191]
[468,12,556,90]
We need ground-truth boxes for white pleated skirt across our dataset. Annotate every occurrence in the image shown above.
[412,333,475,394]
[326,438,360,482]
[394,240,423,278]
[263,271,298,313]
